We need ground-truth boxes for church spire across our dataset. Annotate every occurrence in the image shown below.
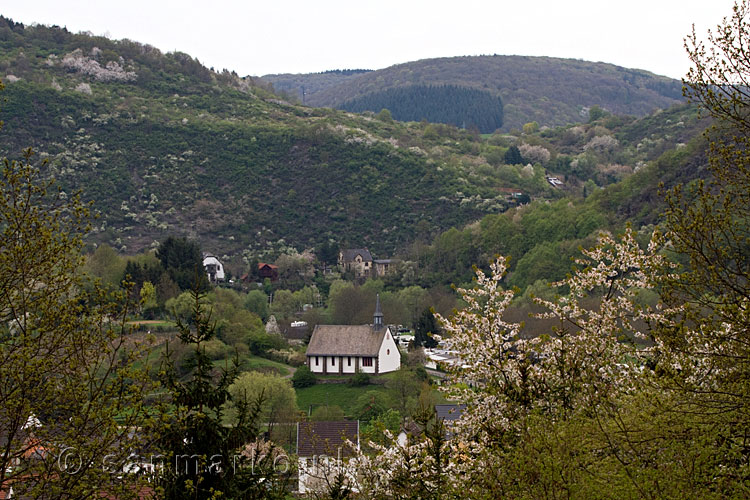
[373,293,384,329]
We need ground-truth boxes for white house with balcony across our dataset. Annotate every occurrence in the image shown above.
[202,253,225,283]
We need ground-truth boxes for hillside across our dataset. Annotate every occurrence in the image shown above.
[0,18,709,276]
[262,55,684,131]
[400,102,712,289]
[0,19,496,258]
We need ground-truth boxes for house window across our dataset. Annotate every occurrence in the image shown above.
[362,357,373,367]
[348,357,351,366]
[315,356,319,366]
[387,349,390,355]
[332,357,335,366]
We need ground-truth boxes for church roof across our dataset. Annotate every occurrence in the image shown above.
[306,324,390,356]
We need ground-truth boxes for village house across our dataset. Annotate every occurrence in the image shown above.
[424,347,461,371]
[397,405,466,446]
[202,253,225,283]
[338,248,373,278]
[436,404,467,439]
[373,258,395,277]
[305,296,401,375]
[257,262,279,281]
[435,404,466,425]
[296,421,360,494]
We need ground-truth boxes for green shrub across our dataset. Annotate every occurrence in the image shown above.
[265,348,307,367]
[201,338,229,360]
[413,365,429,382]
[292,365,317,388]
[352,390,389,421]
[349,371,370,387]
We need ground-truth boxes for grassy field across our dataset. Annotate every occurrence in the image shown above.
[295,383,393,418]
[134,338,295,378]
[126,320,176,327]
[295,369,453,419]
[126,320,177,330]
[236,355,292,377]
[209,355,293,377]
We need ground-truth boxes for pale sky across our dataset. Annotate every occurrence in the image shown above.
[0,0,737,79]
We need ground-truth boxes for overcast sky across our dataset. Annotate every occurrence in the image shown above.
[1,0,736,79]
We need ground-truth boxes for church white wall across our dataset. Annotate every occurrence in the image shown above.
[360,360,376,374]
[341,356,356,374]
[378,328,401,373]
[327,356,338,372]
[309,356,324,373]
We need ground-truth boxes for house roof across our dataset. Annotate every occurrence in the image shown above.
[297,421,359,457]
[306,325,390,356]
[285,325,309,340]
[258,262,278,270]
[340,248,373,263]
[435,404,466,422]
[400,420,422,436]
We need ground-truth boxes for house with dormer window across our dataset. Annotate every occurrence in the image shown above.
[338,248,373,278]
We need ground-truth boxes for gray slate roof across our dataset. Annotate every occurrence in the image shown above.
[435,404,466,422]
[340,248,373,263]
[306,324,388,356]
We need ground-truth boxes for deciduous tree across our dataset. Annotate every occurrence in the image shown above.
[227,371,298,445]
[0,149,154,499]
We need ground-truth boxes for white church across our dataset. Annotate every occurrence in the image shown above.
[305,295,400,375]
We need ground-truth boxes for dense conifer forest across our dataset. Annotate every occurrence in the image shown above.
[340,84,504,133]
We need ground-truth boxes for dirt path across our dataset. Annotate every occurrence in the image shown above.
[283,366,297,379]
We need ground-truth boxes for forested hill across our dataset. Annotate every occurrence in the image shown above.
[0,18,515,259]
[262,55,684,131]
[0,17,709,272]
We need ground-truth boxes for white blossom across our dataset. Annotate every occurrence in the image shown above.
[519,143,551,164]
[343,228,683,496]
[75,82,92,95]
[583,134,619,153]
[62,49,137,82]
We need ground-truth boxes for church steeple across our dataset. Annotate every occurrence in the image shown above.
[373,293,384,329]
